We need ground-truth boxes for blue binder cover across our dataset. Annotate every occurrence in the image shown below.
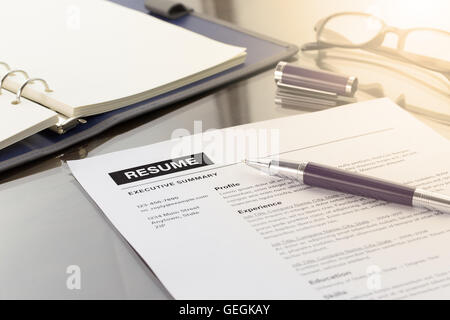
[0,0,298,173]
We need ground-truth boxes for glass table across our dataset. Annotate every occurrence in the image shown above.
[0,0,448,299]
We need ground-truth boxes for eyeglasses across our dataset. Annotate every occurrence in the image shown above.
[302,12,450,80]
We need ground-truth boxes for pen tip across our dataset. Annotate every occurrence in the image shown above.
[243,158,271,174]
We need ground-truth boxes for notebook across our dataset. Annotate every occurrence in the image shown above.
[0,0,246,150]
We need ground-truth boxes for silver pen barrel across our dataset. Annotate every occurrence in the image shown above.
[244,159,308,181]
[266,160,308,182]
[413,189,450,213]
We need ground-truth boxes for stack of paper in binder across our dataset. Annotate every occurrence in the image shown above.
[274,62,358,110]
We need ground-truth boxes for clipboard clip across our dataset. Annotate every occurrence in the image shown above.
[144,0,193,19]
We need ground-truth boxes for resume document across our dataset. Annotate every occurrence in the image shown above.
[68,99,450,299]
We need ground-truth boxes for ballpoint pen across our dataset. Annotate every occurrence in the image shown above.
[244,159,450,213]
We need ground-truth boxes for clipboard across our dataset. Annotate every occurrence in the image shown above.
[0,0,298,173]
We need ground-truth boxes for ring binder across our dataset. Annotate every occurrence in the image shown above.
[0,69,29,94]
[0,61,87,134]
[0,62,11,71]
[52,117,87,135]
[12,78,53,105]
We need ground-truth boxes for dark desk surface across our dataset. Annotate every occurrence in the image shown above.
[0,0,449,298]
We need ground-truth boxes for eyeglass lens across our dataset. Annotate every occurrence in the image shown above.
[318,14,384,46]
[402,30,450,71]
[318,14,450,72]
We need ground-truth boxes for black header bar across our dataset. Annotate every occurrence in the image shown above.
[109,153,213,185]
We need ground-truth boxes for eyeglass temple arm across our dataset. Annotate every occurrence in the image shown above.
[301,17,334,51]
[369,46,450,76]
[367,46,405,61]
[302,27,357,51]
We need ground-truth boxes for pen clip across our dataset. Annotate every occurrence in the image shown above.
[277,81,339,98]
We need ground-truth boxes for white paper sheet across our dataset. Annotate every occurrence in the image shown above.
[68,98,450,299]
[0,91,58,150]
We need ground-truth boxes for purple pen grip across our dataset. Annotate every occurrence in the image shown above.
[303,162,415,205]
[281,64,356,97]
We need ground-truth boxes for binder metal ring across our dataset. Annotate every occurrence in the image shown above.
[12,78,53,105]
[0,69,29,95]
[0,62,11,71]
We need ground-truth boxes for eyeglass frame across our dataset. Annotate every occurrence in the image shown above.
[302,12,450,80]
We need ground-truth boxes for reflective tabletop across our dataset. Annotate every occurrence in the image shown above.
[0,0,449,299]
